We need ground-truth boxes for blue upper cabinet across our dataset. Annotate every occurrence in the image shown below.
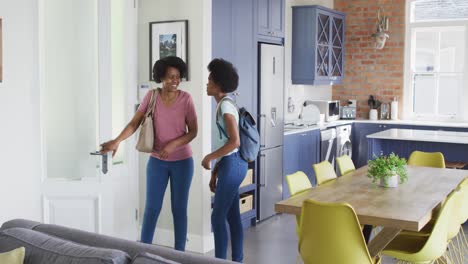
[292,5,345,85]
[257,0,285,41]
[212,0,256,115]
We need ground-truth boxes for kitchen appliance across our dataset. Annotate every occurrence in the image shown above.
[320,128,337,168]
[258,43,284,221]
[308,100,340,122]
[340,99,357,120]
[340,106,356,120]
[336,125,352,175]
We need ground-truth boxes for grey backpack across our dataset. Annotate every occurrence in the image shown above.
[216,97,260,162]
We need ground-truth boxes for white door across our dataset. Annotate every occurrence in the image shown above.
[39,0,139,239]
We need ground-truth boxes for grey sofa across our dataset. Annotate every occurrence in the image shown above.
[0,219,235,264]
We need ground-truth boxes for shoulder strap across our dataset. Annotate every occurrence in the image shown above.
[215,96,239,139]
[215,96,238,122]
[146,88,159,117]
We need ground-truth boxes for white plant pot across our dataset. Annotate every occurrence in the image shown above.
[379,174,399,188]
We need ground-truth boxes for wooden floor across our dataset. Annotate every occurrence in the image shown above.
[207,214,468,264]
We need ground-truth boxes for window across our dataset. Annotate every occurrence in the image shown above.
[405,0,468,120]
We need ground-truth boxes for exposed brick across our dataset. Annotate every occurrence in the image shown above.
[333,0,405,115]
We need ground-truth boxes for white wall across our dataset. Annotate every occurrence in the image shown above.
[0,0,42,224]
[284,0,334,121]
[138,0,213,253]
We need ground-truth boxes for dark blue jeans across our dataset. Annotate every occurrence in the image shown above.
[140,156,194,251]
[212,152,248,262]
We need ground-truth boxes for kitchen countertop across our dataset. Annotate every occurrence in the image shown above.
[284,120,354,135]
[354,119,468,128]
[284,119,468,136]
[367,128,468,144]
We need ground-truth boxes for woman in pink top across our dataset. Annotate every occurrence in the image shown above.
[100,56,197,251]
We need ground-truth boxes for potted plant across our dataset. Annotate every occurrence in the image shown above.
[367,152,408,187]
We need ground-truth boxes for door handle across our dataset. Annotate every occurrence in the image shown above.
[260,114,266,148]
[90,151,109,174]
[270,107,277,127]
[259,154,266,187]
[273,57,276,74]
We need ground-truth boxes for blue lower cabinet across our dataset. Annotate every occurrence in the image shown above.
[283,129,320,199]
[241,209,257,229]
[352,123,411,168]
[368,138,468,164]
[355,123,468,167]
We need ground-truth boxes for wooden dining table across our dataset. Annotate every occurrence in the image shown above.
[275,165,468,258]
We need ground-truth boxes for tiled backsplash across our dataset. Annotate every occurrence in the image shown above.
[285,84,332,121]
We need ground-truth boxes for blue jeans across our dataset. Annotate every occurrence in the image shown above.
[140,156,194,251]
[212,152,248,262]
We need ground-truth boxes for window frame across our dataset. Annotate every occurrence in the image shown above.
[403,0,468,121]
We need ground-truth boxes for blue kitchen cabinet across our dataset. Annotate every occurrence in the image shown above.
[283,129,320,199]
[213,0,256,115]
[257,0,285,42]
[365,124,468,165]
[352,123,468,168]
[212,0,257,228]
[291,5,345,85]
[352,123,406,168]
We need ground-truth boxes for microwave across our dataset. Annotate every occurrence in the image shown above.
[308,100,340,122]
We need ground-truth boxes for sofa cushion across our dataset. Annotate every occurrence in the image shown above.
[2,219,236,264]
[131,252,180,264]
[0,247,25,264]
[0,228,131,264]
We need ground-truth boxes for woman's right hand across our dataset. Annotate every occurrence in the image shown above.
[100,139,120,157]
[209,172,217,193]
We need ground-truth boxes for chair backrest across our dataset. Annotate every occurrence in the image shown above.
[457,178,468,224]
[407,151,445,168]
[336,155,356,176]
[286,171,312,196]
[313,161,337,186]
[447,187,464,240]
[414,189,458,260]
[286,171,313,237]
[298,199,375,264]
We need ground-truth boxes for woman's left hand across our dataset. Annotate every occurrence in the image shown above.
[159,141,177,159]
[202,154,213,170]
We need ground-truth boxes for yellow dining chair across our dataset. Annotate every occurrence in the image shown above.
[382,189,459,264]
[457,178,468,256]
[313,161,337,186]
[286,171,312,237]
[407,151,446,168]
[298,199,380,264]
[336,155,356,176]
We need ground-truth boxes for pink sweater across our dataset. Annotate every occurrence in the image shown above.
[138,89,197,161]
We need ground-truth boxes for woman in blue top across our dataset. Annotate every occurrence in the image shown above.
[201,58,248,262]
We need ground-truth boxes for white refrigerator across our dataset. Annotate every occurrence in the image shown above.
[257,43,284,221]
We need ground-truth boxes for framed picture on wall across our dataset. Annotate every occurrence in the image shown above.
[0,18,3,83]
[149,20,188,81]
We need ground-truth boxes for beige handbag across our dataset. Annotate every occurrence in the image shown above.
[136,89,159,153]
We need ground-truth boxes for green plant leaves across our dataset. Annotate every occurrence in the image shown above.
[367,152,408,185]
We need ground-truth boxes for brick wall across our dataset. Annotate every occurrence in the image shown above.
[333,0,405,119]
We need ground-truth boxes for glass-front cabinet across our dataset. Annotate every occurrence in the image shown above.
[292,5,345,85]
